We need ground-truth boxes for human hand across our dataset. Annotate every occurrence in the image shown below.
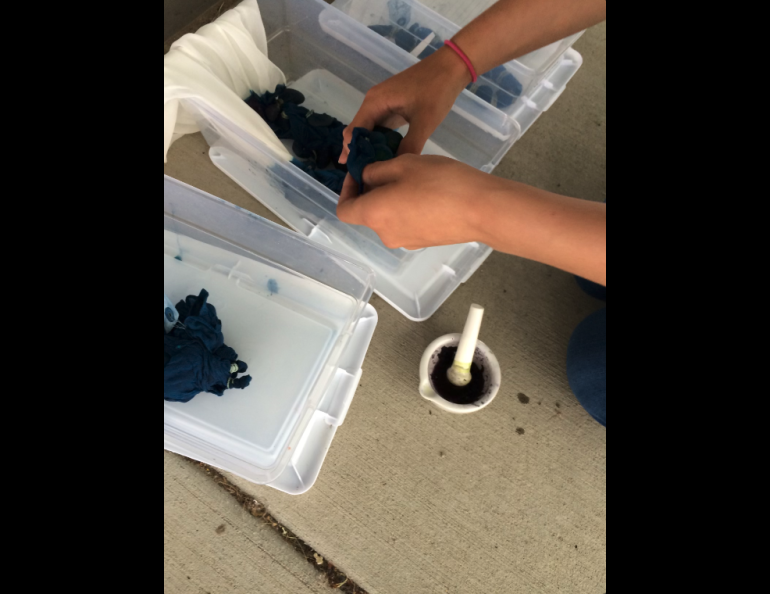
[339,47,472,165]
[337,155,506,250]
[337,154,607,287]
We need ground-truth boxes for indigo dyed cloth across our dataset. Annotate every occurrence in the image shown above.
[347,128,402,193]
[246,86,403,196]
[164,289,252,403]
[471,66,524,109]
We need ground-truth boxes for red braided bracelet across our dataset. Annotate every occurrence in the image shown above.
[444,39,479,84]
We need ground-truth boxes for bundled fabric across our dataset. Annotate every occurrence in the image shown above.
[468,66,524,109]
[347,128,403,194]
[164,289,252,403]
[246,85,348,169]
[245,85,403,196]
[291,159,347,195]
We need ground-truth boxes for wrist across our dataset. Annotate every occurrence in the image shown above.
[466,178,512,247]
[431,45,474,91]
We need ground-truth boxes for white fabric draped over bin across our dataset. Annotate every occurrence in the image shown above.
[164,0,292,163]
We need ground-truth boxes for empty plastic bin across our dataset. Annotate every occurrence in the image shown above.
[332,0,584,135]
[164,175,378,494]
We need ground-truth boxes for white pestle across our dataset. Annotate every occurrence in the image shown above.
[447,304,485,387]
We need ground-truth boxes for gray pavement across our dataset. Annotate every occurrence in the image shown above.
[165,452,334,593]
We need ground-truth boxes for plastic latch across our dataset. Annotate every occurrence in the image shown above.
[319,368,363,427]
[316,307,378,426]
[306,220,334,246]
[460,244,491,284]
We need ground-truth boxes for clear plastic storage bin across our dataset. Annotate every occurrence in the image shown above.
[179,0,520,320]
[332,0,584,135]
[164,175,378,494]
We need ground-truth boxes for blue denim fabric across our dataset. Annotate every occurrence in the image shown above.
[567,278,607,427]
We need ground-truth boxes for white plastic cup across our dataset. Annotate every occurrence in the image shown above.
[419,334,502,414]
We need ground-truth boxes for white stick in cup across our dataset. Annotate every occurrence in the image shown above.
[447,304,485,387]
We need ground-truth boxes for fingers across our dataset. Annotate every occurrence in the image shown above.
[340,110,379,165]
[397,119,435,157]
[361,158,405,188]
[337,174,364,225]
[338,157,412,225]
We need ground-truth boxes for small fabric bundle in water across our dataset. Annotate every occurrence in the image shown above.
[164,289,252,403]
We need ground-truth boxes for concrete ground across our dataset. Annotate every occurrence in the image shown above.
[164,14,606,594]
[165,453,333,593]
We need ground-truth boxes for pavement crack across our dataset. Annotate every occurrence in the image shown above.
[187,458,370,593]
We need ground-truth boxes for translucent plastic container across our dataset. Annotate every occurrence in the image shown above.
[259,0,520,170]
[178,0,517,320]
[164,175,378,494]
[332,0,584,134]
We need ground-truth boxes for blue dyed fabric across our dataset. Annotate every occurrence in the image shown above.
[394,28,419,52]
[467,67,524,109]
[247,86,347,169]
[164,289,252,403]
[482,65,524,107]
[347,128,401,193]
[246,86,403,196]
[292,159,347,195]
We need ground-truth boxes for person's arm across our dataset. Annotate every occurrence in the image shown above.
[340,0,607,163]
[452,0,607,76]
[337,156,606,286]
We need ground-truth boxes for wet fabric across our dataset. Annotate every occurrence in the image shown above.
[246,86,347,168]
[291,159,347,195]
[246,85,403,196]
[347,128,402,194]
[468,66,524,109]
[164,289,252,403]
